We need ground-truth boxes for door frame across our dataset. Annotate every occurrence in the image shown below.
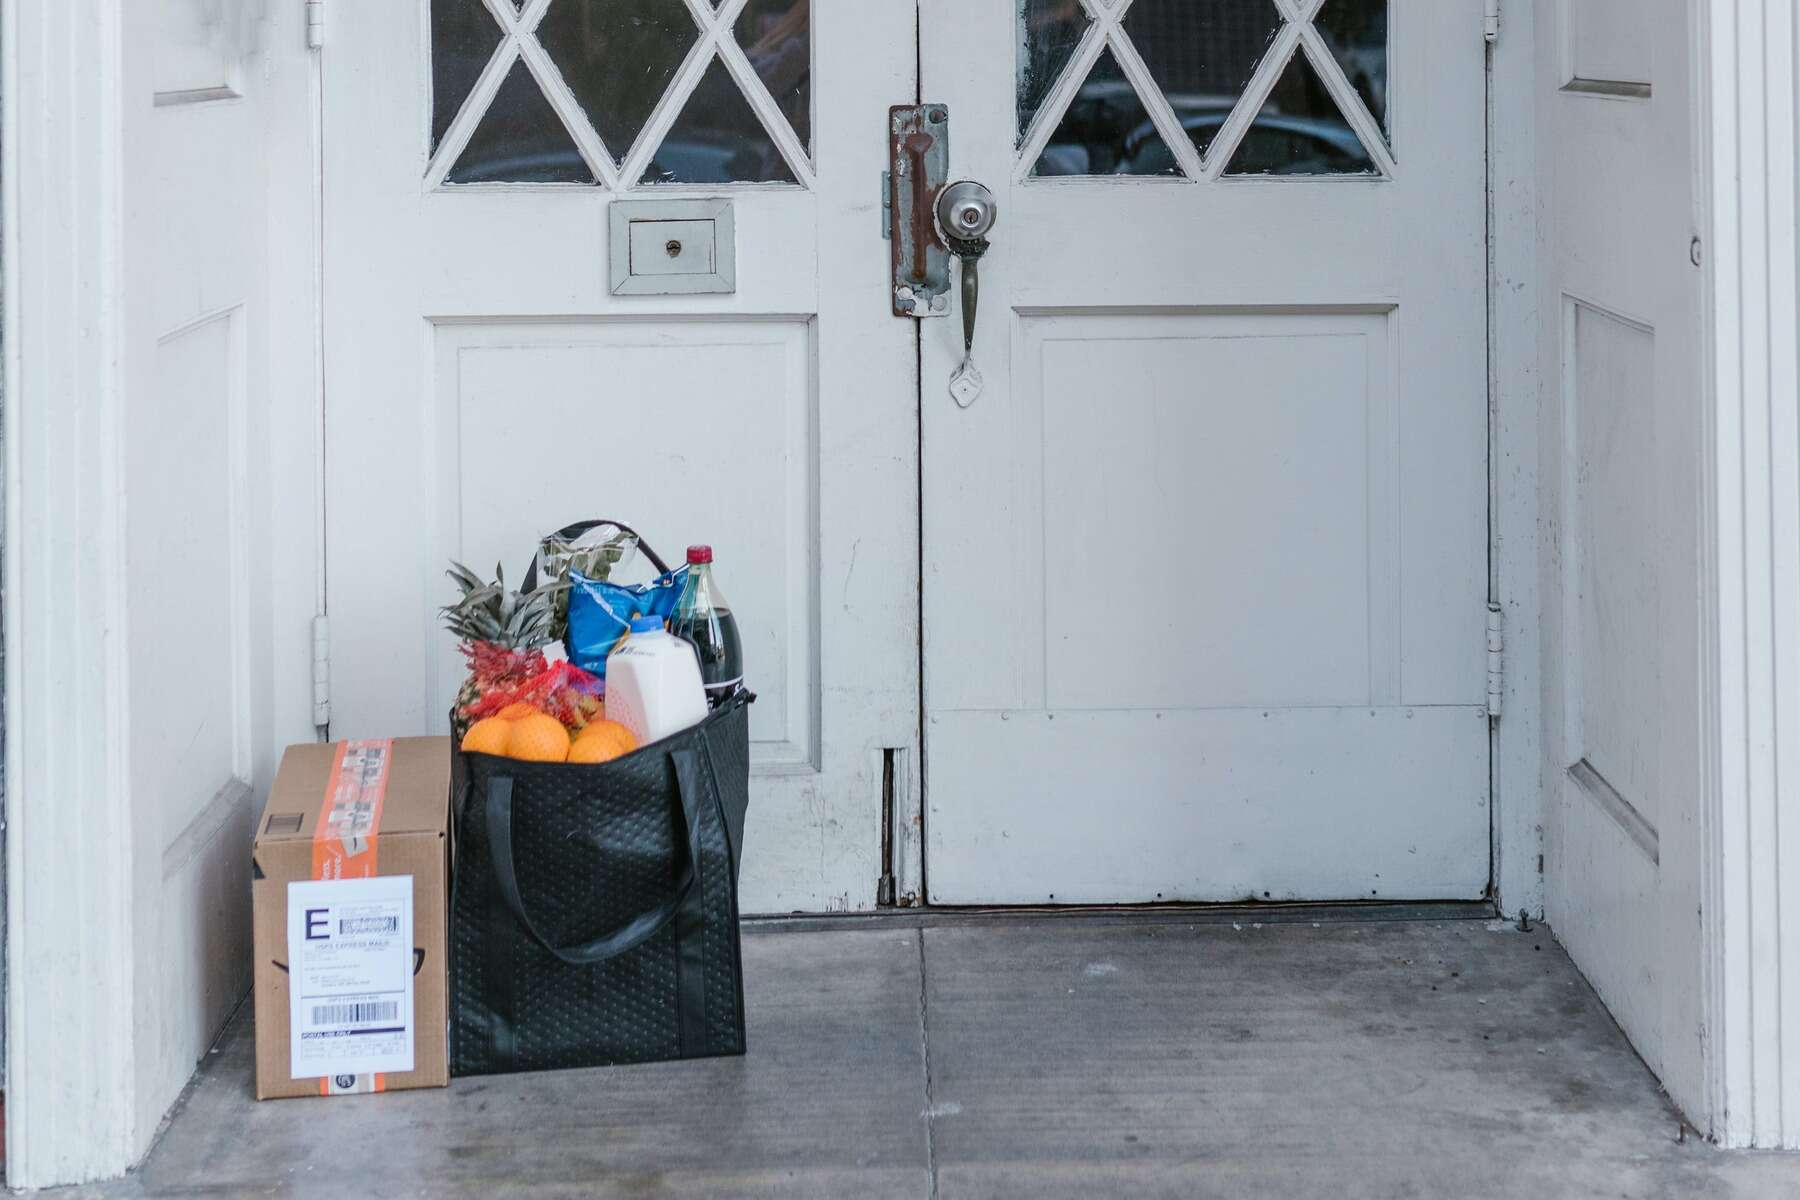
[1487,0,1545,924]
[0,0,324,1185]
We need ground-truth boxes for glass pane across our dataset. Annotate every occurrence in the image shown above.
[431,0,505,153]
[537,0,698,164]
[1121,0,1283,160]
[640,56,796,184]
[448,59,597,184]
[1018,0,1092,144]
[1316,0,1388,139]
[1033,45,1178,177]
[1224,50,1375,175]
[736,0,811,156]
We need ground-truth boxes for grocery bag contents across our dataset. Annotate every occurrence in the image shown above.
[460,706,639,764]
[669,545,744,705]
[565,565,686,678]
[606,613,710,744]
[442,560,624,760]
[531,521,643,639]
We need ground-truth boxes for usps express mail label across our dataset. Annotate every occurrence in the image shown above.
[286,875,415,1079]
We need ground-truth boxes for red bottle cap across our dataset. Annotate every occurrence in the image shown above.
[687,545,713,564]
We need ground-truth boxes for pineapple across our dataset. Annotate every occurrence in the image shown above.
[441,561,566,722]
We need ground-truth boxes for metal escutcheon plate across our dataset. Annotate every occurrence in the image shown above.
[949,360,983,407]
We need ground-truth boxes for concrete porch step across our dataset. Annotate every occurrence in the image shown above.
[50,916,1800,1198]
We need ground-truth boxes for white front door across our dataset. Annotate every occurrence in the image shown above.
[919,0,1491,903]
[323,0,918,912]
[326,0,1488,913]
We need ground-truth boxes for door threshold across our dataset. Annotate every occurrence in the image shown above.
[746,899,1499,934]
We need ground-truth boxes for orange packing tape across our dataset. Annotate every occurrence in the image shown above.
[311,739,393,882]
[311,739,396,1094]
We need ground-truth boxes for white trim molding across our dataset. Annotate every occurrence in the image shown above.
[1,0,140,1187]
[1700,0,1800,1150]
[1487,0,1546,921]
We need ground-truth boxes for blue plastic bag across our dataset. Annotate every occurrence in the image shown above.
[565,566,688,679]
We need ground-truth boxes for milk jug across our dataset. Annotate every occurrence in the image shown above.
[605,614,708,745]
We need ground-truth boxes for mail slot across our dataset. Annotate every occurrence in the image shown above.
[629,219,714,276]
[608,199,735,296]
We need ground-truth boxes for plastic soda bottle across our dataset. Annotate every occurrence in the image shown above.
[669,545,744,705]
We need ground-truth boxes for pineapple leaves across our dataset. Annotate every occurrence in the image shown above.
[440,558,566,650]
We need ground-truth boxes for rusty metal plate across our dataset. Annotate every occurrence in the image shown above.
[888,104,951,318]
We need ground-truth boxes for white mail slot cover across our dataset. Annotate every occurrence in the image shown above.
[609,198,735,295]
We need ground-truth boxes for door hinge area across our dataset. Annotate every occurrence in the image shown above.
[306,0,326,49]
[312,614,331,730]
[1483,0,1500,44]
[1486,602,1504,719]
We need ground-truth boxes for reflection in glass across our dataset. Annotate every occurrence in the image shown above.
[1122,0,1283,160]
[537,0,698,164]
[1316,0,1388,139]
[736,0,811,156]
[641,56,796,184]
[1017,0,1092,143]
[1225,51,1375,175]
[448,59,596,184]
[431,0,504,153]
[1033,46,1178,177]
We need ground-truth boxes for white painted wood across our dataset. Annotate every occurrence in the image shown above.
[920,0,1490,904]
[1560,0,1654,92]
[1698,0,1800,1150]
[4,0,318,1186]
[1535,0,1708,1129]
[324,0,917,913]
[1,0,136,1185]
[1488,0,1546,922]
[933,708,1489,905]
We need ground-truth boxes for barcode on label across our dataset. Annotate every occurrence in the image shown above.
[339,916,398,935]
[310,1001,398,1025]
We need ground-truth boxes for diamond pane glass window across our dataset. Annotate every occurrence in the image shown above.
[1316,0,1388,140]
[429,0,810,188]
[1122,0,1282,160]
[537,0,697,166]
[1018,0,1092,144]
[1224,51,1375,175]
[1017,0,1388,180]
[431,0,504,153]
[1034,46,1177,176]
[737,0,811,157]
[640,56,796,184]
[449,58,596,184]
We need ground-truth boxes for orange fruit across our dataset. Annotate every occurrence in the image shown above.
[496,702,540,721]
[569,719,636,764]
[506,713,570,762]
[460,716,512,756]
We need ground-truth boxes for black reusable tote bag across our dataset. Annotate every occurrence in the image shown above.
[449,692,751,1076]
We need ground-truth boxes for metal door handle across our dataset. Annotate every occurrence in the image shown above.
[935,180,996,407]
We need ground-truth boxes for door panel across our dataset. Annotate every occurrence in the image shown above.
[920,0,1489,903]
[125,0,276,1145]
[427,320,817,767]
[325,0,916,912]
[1539,0,1701,1086]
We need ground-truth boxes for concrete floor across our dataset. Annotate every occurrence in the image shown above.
[51,912,1800,1199]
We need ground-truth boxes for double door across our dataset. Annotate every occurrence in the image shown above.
[324,0,1488,909]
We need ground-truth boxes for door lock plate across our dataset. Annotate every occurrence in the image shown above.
[888,104,951,318]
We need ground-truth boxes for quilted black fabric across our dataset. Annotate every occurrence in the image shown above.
[449,695,750,1076]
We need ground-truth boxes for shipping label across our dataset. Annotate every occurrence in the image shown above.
[286,874,415,1080]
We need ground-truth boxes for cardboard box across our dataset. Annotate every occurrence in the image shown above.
[253,737,451,1099]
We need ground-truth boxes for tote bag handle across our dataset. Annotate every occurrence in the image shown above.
[522,518,673,593]
[483,748,707,965]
